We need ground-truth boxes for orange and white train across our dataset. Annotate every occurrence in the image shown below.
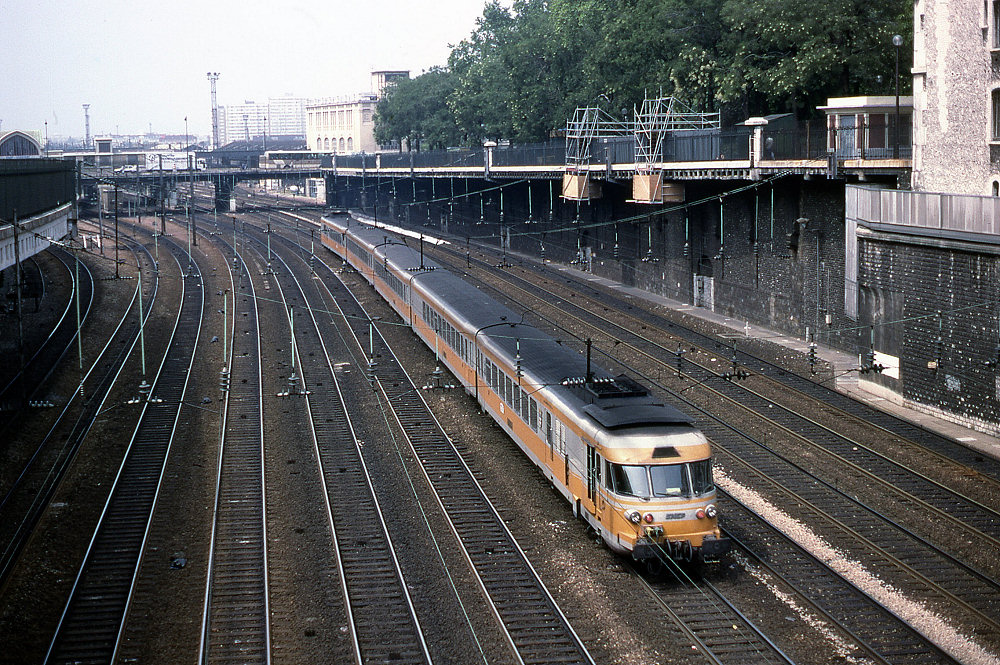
[321,214,730,565]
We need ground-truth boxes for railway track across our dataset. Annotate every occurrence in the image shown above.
[198,231,271,663]
[0,238,158,586]
[424,236,1000,660]
[44,234,205,665]
[720,497,957,665]
[0,247,92,427]
[254,218,596,665]
[248,233,433,664]
[638,570,795,665]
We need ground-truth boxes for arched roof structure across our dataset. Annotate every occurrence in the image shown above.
[0,131,42,157]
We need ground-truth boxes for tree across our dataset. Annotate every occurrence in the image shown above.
[378,0,911,145]
[718,0,911,115]
[374,68,461,151]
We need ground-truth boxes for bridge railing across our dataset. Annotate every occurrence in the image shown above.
[761,117,912,161]
[491,141,565,167]
[312,118,915,174]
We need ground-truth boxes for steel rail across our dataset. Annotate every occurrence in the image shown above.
[0,238,156,585]
[252,233,432,665]
[287,231,595,665]
[197,231,271,664]
[44,233,205,665]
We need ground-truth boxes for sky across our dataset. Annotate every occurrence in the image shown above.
[0,0,492,140]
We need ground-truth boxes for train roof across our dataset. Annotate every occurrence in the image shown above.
[339,219,693,430]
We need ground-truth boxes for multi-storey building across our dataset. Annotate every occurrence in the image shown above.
[265,95,307,137]
[911,0,999,194]
[305,70,409,154]
[218,97,307,146]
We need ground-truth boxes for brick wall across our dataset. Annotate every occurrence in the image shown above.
[858,235,1000,425]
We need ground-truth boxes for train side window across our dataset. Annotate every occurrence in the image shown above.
[689,459,714,495]
[545,411,553,445]
[529,398,538,432]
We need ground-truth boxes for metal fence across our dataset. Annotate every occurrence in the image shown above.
[847,185,1000,235]
[491,141,565,167]
[588,130,750,164]
[329,117,912,171]
[763,117,912,161]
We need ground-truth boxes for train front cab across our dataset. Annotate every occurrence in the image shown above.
[590,426,730,565]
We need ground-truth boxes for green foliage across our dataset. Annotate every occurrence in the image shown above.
[719,0,911,112]
[373,0,910,147]
[374,68,461,151]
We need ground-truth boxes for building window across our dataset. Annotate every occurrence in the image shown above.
[347,137,353,152]
[339,137,345,152]
[994,0,1000,47]
[993,89,1000,140]
[993,181,999,196]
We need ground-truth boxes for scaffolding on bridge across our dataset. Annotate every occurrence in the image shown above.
[563,95,720,203]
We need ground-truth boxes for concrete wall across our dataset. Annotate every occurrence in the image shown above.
[329,173,871,358]
[912,0,999,194]
[856,231,1000,431]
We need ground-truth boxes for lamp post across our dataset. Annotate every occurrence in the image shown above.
[185,116,196,246]
[114,184,120,279]
[893,34,903,160]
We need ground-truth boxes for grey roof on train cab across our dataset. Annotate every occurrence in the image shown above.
[345,221,692,429]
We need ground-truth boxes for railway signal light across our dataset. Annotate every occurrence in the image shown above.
[859,351,885,375]
[723,367,749,381]
[722,344,748,380]
[808,342,818,375]
[674,344,686,378]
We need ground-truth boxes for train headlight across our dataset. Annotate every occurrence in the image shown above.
[705,504,718,519]
[625,509,642,525]
[643,512,654,524]
[696,509,706,519]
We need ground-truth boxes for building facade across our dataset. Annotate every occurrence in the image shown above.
[306,95,377,154]
[370,70,409,98]
[911,0,999,194]
[305,70,409,154]
[218,97,307,146]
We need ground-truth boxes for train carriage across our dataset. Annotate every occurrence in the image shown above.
[321,214,729,564]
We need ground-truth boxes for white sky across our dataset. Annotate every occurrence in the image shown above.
[0,0,491,139]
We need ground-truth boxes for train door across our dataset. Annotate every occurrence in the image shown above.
[586,445,603,521]
[559,422,569,487]
[545,411,553,461]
